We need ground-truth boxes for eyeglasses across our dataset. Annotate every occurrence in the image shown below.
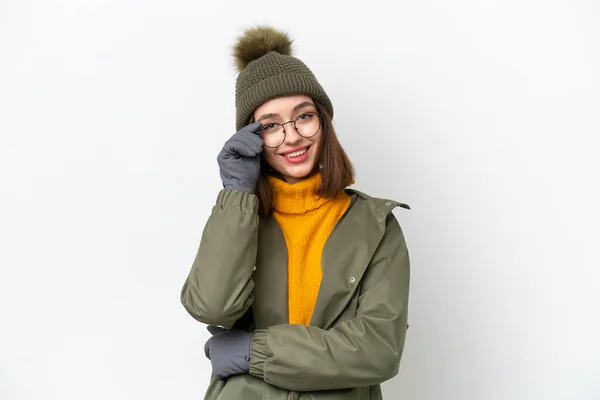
[259,112,322,148]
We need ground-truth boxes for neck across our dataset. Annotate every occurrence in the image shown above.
[268,173,332,214]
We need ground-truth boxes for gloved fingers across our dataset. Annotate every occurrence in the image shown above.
[225,141,260,158]
[227,133,264,156]
[238,122,263,135]
[207,325,227,335]
[204,339,211,360]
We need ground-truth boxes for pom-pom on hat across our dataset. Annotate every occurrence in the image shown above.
[233,25,334,131]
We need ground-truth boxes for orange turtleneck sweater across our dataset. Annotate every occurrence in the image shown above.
[268,173,351,326]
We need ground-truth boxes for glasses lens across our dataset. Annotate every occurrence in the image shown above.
[261,123,285,148]
[295,113,321,138]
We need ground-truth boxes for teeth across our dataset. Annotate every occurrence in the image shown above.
[285,149,307,158]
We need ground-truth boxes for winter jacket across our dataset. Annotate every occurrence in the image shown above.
[181,188,411,399]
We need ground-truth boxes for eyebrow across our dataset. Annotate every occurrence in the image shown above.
[256,101,316,122]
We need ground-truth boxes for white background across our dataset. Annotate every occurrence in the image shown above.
[1,0,599,399]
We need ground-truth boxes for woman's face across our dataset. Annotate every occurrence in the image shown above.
[254,95,323,184]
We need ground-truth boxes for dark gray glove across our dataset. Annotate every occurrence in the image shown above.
[217,122,264,194]
[204,325,253,380]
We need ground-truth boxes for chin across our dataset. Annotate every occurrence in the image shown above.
[278,164,316,182]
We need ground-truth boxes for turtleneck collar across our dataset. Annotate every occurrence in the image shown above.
[267,173,337,215]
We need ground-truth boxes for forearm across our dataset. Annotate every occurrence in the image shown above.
[249,314,407,391]
[181,189,259,328]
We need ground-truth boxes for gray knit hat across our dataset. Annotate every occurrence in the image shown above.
[233,26,334,131]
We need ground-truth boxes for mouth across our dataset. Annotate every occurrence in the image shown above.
[279,145,311,163]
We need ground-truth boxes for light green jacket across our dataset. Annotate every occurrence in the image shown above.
[181,188,410,399]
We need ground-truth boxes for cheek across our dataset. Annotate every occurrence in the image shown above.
[311,134,323,153]
[262,148,278,166]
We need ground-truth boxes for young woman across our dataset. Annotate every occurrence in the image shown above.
[181,26,411,400]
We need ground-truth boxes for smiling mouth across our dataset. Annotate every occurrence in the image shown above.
[283,147,309,158]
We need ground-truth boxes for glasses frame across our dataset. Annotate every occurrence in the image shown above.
[259,112,323,148]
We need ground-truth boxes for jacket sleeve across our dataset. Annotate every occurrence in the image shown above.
[248,213,410,392]
[180,189,259,329]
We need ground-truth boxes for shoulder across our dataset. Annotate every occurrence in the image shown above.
[345,188,410,217]
[345,189,411,254]
[342,188,410,238]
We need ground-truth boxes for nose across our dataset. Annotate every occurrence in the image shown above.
[282,121,302,145]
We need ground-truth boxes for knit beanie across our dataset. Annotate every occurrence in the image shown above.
[233,26,334,131]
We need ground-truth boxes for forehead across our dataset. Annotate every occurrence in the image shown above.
[254,95,315,119]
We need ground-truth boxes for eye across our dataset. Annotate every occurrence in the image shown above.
[297,113,314,121]
[262,123,279,133]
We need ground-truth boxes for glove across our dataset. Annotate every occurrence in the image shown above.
[204,325,226,359]
[217,122,264,194]
[204,325,253,379]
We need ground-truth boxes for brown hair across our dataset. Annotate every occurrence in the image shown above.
[255,101,355,216]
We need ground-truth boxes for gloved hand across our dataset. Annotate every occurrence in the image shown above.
[204,325,253,380]
[217,122,264,194]
[204,325,226,359]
